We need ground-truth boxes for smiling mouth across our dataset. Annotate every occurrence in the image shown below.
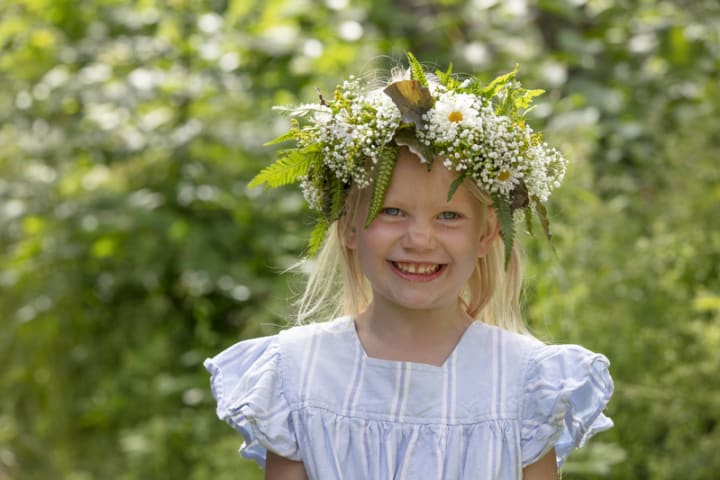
[391,261,443,275]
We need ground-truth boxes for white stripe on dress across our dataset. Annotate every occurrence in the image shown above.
[441,362,449,424]
[398,363,412,422]
[449,350,457,424]
[300,329,320,400]
[489,327,499,475]
[397,427,420,480]
[390,363,404,420]
[342,336,363,412]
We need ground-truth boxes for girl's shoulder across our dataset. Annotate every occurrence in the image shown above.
[278,315,353,342]
[275,316,355,362]
[513,330,614,468]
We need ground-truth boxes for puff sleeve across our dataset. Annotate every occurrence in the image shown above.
[204,335,300,467]
[520,344,614,468]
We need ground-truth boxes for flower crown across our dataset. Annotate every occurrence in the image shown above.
[251,53,567,266]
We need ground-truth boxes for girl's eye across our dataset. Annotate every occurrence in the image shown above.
[380,207,403,217]
[438,211,461,220]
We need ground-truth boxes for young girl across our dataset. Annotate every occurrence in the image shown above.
[204,54,614,479]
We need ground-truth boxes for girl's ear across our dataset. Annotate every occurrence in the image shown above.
[477,207,500,258]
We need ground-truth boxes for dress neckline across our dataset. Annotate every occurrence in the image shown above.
[343,316,480,371]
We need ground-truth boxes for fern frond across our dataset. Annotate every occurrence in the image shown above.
[307,218,329,256]
[480,64,519,99]
[406,52,429,87]
[329,176,347,222]
[435,63,455,88]
[263,128,300,146]
[524,206,534,237]
[492,194,515,269]
[447,173,466,202]
[533,198,552,242]
[533,198,558,258]
[513,88,544,110]
[248,150,314,189]
[365,145,399,227]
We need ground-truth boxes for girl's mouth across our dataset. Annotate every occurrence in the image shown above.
[389,261,446,281]
[393,262,441,274]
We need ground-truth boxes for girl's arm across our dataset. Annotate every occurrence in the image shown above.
[265,451,308,480]
[522,448,559,480]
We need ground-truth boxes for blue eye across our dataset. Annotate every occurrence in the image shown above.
[438,211,461,220]
[381,207,402,217]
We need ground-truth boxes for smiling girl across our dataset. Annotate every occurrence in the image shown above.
[204,54,613,480]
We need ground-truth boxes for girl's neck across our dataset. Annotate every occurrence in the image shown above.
[354,300,474,366]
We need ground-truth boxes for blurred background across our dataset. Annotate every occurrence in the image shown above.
[1,0,719,478]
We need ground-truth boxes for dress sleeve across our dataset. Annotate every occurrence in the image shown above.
[520,343,614,468]
[204,335,300,467]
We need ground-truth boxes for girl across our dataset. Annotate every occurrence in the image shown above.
[205,54,613,479]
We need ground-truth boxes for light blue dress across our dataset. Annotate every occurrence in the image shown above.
[204,316,613,479]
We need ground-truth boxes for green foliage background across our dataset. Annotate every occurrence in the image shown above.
[1,0,718,478]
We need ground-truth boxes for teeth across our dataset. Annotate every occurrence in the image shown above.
[395,262,440,274]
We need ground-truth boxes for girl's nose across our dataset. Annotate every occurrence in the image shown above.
[401,219,436,250]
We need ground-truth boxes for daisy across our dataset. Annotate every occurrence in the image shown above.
[432,92,481,129]
[493,168,521,196]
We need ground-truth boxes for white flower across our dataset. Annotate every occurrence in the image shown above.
[432,92,481,130]
[312,106,333,125]
[493,168,521,196]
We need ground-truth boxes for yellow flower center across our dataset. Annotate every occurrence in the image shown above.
[447,110,463,123]
[497,170,511,182]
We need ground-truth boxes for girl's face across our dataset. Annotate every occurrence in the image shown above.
[345,147,498,315]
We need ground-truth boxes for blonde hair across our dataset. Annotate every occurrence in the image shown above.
[294,177,528,334]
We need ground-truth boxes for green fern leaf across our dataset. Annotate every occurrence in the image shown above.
[534,198,558,257]
[365,145,399,227]
[435,63,455,88]
[524,206,534,237]
[248,150,314,189]
[307,218,329,256]
[406,52,429,87]
[447,173,466,202]
[329,176,347,222]
[480,64,519,99]
[492,194,515,269]
[513,88,545,110]
[263,127,300,146]
[534,198,552,242]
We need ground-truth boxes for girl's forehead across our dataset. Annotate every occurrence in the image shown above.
[391,149,454,183]
[384,152,481,208]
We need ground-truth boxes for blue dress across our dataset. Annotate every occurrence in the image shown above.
[204,316,613,479]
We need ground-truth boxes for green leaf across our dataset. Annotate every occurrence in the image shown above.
[435,63,455,88]
[447,173,466,202]
[513,88,545,110]
[524,206,534,236]
[533,198,552,242]
[480,64,519,99]
[329,176,347,221]
[492,194,515,269]
[365,145,399,227]
[534,199,558,258]
[406,51,428,87]
[263,127,300,146]
[248,150,314,189]
[307,218,330,256]
[321,174,347,222]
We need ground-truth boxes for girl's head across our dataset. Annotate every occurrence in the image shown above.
[254,53,564,331]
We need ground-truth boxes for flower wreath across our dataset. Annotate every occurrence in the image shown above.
[251,53,568,266]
